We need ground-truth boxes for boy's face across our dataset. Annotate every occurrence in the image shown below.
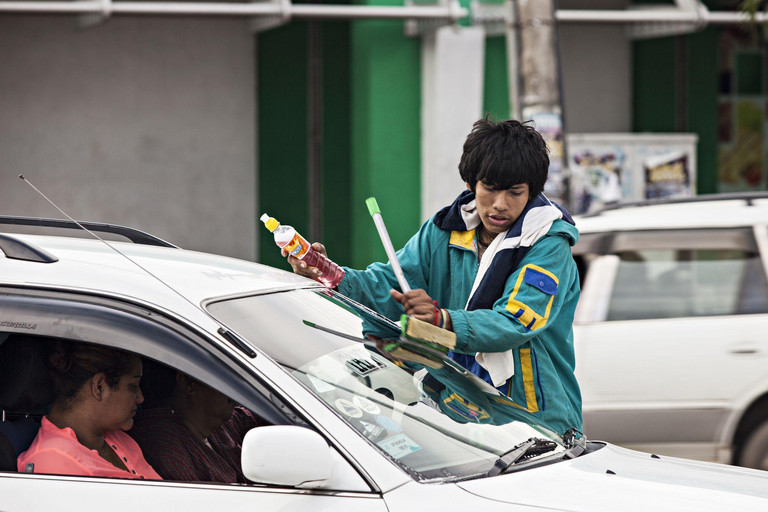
[470,181,531,238]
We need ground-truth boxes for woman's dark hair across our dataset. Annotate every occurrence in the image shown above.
[48,340,136,404]
[459,117,550,197]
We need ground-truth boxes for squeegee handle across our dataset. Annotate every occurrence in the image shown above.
[366,198,411,293]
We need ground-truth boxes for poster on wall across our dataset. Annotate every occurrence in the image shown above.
[569,146,628,214]
[566,133,698,214]
[643,151,691,199]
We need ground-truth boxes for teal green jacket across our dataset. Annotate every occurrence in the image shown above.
[338,207,582,435]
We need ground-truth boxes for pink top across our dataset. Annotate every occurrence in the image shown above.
[17,417,162,480]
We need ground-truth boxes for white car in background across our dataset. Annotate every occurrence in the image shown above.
[1,214,768,511]
[573,193,768,470]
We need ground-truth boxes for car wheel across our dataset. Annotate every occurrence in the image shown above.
[738,419,768,470]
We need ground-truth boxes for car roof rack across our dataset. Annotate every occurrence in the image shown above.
[581,192,768,217]
[0,216,179,248]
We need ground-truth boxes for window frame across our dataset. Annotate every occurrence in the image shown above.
[573,227,768,323]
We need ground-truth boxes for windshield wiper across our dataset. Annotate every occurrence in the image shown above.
[562,428,586,459]
[487,437,558,476]
[302,320,368,343]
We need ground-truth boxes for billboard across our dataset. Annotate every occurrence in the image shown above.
[566,133,698,214]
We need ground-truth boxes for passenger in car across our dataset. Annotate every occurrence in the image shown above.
[286,117,583,436]
[129,370,263,483]
[16,341,161,479]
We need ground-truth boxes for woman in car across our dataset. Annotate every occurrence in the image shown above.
[17,341,161,479]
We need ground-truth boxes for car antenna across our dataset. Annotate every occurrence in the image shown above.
[17,174,257,358]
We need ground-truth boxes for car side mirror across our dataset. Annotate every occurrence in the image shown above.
[241,425,333,488]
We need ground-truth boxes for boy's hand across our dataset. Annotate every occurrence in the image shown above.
[390,289,436,324]
[285,242,327,278]
[391,289,453,330]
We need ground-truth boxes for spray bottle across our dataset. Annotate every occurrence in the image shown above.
[260,213,345,288]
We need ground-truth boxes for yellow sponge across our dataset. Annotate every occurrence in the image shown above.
[387,345,444,369]
[401,315,456,351]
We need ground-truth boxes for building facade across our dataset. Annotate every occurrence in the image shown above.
[0,1,764,269]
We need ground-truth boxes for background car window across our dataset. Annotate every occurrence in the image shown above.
[607,248,768,321]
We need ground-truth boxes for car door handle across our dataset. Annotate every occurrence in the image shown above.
[729,345,761,355]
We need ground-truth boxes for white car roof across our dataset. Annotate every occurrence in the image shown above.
[574,195,768,234]
[0,232,315,314]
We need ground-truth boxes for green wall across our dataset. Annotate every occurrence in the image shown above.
[483,36,511,119]
[633,37,677,132]
[686,28,719,195]
[258,10,422,270]
[321,22,353,266]
[257,22,310,270]
[632,28,719,194]
[257,20,352,270]
[350,11,421,268]
[257,6,513,271]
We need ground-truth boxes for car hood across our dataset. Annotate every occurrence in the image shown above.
[456,442,768,511]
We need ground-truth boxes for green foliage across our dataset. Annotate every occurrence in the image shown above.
[741,0,764,19]
[739,0,767,44]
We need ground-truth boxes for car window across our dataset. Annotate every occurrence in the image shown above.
[0,290,315,485]
[575,228,768,321]
[0,331,287,482]
[608,248,768,320]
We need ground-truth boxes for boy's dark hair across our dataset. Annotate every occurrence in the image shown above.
[459,117,549,197]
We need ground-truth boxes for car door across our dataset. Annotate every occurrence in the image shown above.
[0,289,389,512]
[573,227,768,462]
[1,473,386,512]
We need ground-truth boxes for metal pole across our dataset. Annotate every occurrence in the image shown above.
[0,2,763,23]
[515,0,570,208]
[505,0,521,118]
[555,9,768,24]
[0,1,468,19]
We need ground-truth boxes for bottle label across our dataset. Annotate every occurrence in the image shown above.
[284,234,310,259]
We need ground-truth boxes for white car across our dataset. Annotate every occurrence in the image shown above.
[573,193,768,470]
[1,215,768,511]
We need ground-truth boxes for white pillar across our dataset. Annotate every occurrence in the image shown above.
[421,25,485,221]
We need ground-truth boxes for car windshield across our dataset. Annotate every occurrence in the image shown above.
[207,288,568,482]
